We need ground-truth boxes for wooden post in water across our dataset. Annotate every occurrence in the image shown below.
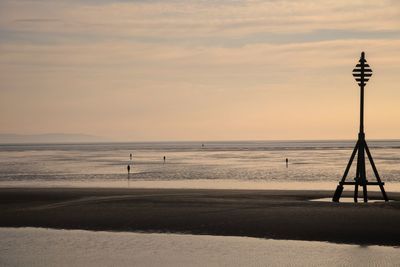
[332,52,389,203]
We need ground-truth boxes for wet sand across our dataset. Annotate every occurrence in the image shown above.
[1,188,400,246]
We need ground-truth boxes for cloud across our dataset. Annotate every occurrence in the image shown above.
[0,0,399,46]
[13,18,60,23]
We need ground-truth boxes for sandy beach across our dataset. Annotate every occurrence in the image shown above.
[1,187,400,246]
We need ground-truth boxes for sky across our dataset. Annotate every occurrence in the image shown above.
[0,0,400,141]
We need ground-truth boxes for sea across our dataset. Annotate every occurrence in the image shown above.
[1,140,400,266]
[1,140,400,191]
[1,228,399,267]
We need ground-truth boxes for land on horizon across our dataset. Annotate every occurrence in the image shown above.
[0,133,110,144]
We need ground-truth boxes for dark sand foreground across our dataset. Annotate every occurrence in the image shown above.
[1,188,400,246]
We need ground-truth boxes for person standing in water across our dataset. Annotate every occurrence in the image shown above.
[130,153,132,160]
[163,156,166,164]
[127,164,131,174]
[286,158,289,168]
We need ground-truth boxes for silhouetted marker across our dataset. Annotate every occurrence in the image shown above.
[332,52,388,203]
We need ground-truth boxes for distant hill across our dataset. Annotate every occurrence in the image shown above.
[0,133,110,144]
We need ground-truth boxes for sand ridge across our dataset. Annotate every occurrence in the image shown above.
[1,187,400,246]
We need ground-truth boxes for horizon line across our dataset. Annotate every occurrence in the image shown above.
[2,138,400,145]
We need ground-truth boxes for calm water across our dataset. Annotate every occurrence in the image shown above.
[1,228,399,266]
[1,140,400,189]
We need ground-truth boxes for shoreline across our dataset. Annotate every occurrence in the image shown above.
[1,187,400,246]
[2,180,400,192]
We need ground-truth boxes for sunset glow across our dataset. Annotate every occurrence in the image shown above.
[1,0,399,141]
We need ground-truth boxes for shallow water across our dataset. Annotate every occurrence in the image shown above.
[1,140,400,190]
[0,228,399,267]
[310,197,392,203]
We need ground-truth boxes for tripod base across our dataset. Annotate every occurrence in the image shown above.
[332,185,344,202]
[332,138,389,203]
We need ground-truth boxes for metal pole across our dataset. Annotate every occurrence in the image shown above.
[359,52,368,202]
[360,52,365,134]
[332,51,388,202]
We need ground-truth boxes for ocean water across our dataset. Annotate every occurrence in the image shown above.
[1,140,400,190]
[0,228,399,267]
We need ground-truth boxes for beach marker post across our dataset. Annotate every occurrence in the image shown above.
[332,52,389,203]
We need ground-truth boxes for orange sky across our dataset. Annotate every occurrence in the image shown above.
[0,0,400,141]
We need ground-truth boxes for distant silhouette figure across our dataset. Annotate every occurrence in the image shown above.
[202,143,204,148]
[286,158,289,168]
[163,156,166,164]
[130,153,132,160]
[127,165,131,174]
